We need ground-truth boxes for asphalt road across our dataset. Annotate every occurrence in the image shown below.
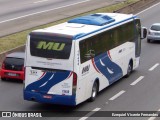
[1,1,160,120]
[0,0,125,37]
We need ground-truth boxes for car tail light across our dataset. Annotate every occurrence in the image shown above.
[72,72,77,94]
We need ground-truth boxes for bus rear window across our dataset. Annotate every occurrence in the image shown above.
[30,33,72,59]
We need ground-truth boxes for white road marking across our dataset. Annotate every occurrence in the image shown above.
[130,76,144,86]
[34,0,48,4]
[149,63,159,71]
[109,90,125,101]
[79,108,101,120]
[148,117,156,120]
[0,0,90,24]
[79,117,88,120]
[92,108,101,112]
[148,109,160,120]
[136,2,160,15]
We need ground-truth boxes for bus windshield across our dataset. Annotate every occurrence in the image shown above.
[30,32,72,59]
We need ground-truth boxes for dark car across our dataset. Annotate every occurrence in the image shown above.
[0,52,25,81]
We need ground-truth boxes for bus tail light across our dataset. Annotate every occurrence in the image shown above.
[72,72,77,95]
[73,72,77,86]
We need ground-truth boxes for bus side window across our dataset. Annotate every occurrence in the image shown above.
[80,38,95,63]
[80,40,87,63]
[85,49,95,59]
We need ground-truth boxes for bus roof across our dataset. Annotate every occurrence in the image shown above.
[31,13,137,40]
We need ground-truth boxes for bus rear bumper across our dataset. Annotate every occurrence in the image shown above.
[23,91,76,106]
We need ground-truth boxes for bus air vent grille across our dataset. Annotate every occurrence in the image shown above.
[68,14,115,26]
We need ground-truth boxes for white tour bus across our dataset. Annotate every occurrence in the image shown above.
[24,13,147,106]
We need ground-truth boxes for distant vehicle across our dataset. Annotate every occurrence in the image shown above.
[0,52,25,81]
[24,13,147,106]
[147,23,160,43]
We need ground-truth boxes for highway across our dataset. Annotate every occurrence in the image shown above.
[0,0,91,22]
[0,0,124,37]
[0,1,160,120]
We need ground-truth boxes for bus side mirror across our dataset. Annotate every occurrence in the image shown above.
[141,27,147,39]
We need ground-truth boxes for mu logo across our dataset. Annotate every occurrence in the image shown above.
[36,41,65,51]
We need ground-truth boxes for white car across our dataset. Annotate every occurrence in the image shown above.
[147,23,160,43]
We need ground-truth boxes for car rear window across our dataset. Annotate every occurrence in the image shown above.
[151,25,160,31]
[4,57,24,65]
[30,32,72,59]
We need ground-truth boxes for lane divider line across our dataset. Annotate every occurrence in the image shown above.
[148,109,160,120]
[0,0,90,24]
[92,108,101,112]
[149,63,159,71]
[79,117,88,120]
[34,0,48,4]
[109,90,125,101]
[130,76,144,86]
[79,108,101,120]
[136,1,160,15]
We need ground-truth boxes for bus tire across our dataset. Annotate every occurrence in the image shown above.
[125,61,133,78]
[89,81,98,102]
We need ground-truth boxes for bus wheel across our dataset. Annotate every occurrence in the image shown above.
[89,81,98,102]
[125,62,132,78]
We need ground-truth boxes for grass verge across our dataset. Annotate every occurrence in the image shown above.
[0,0,139,53]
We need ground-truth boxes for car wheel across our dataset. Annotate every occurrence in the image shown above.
[89,81,98,102]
